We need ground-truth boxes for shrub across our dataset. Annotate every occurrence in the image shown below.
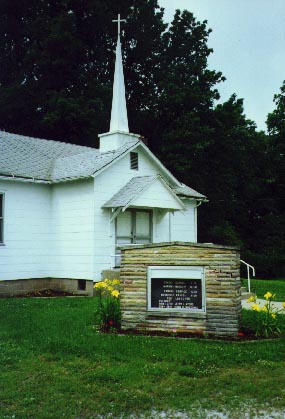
[246,292,285,338]
[94,279,121,331]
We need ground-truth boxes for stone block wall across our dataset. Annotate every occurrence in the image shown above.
[119,242,241,337]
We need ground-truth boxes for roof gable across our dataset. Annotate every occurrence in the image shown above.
[132,176,185,210]
[102,175,185,211]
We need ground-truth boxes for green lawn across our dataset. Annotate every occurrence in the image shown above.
[0,297,285,419]
[242,278,285,301]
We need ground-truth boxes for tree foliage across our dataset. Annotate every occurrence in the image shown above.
[263,81,285,277]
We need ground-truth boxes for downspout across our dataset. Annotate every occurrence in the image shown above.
[92,177,97,281]
[194,200,203,242]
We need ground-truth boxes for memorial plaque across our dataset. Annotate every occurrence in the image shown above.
[151,278,202,309]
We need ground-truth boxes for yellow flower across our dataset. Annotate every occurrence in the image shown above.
[252,303,261,312]
[282,302,285,309]
[112,290,120,298]
[271,313,277,319]
[112,279,120,286]
[94,281,109,289]
[264,292,273,300]
[261,306,268,313]
[247,295,256,303]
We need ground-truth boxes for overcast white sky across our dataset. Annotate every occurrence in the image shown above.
[158,0,285,131]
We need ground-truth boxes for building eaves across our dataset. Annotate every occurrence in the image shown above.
[173,184,207,200]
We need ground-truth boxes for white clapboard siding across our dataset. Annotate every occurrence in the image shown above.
[0,180,51,280]
[49,179,94,279]
[171,200,197,242]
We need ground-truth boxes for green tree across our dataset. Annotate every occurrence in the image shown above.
[196,91,284,278]
[266,80,285,198]
[151,10,224,185]
[198,95,260,242]
[262,81,285,277]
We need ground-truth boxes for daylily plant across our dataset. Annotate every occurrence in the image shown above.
[247,292,285,337]
[94,279,121,331]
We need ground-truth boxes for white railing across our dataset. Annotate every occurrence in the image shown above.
[240,260,255,293]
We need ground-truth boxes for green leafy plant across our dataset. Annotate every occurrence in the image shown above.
[247,292,285,338]
[94,279,121,332]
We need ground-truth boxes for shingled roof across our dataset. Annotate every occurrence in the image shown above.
[103,176,157,209]
[0,131,206,201]
[0,131,140,182]
[102,175,186,211]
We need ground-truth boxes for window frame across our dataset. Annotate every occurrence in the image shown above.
[115,208,152,245]
[114,209,152,267]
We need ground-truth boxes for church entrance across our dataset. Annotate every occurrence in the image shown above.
[115,209,152,266]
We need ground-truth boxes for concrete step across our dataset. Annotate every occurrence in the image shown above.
[241,291,256,300]
[241,286,256,300]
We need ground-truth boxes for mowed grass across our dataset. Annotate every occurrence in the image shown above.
[242,278,285,301]
[0,297,285,419]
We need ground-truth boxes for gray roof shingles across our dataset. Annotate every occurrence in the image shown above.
[0,131,139,182]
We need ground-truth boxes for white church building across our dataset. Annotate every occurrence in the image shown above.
[0,17,206,296]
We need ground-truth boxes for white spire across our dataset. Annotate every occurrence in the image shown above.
[98,14,140,151]
[110,14,129,133]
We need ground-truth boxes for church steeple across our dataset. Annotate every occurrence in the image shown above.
[110,14,129,133]
[99,14,140,152]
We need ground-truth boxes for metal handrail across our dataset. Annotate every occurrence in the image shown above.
[240,260,255,293]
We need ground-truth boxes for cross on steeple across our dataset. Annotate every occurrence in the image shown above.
[98,14,141,151]
[112,14,126,38]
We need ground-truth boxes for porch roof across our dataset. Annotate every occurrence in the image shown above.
[102,175,185,211]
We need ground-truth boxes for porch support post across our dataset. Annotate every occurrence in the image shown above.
[109,207,122,237]
[110,207,122,223]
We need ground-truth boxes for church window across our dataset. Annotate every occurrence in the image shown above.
[130,152,138,170]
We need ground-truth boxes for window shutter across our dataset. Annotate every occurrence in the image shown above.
[130,152,138,170]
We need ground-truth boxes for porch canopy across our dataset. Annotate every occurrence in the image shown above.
[102,175,185,220]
